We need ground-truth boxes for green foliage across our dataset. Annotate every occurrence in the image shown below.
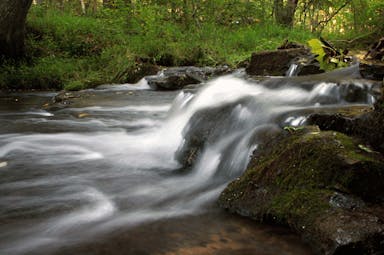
[3,0,382,90]
[308,38,348,71]
[0,3,316,91]
[64,80,85,91]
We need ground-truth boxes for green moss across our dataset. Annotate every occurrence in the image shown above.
[219,127,384,225]
[249,130,383,193]
[333,132,380,163]
[268,188,332,225]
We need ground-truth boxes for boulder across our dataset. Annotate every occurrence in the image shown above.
[359,62,384,81]
[146,66,232,90]
[307,113,357,135]
[245,48,311,76]
[219,127,384,255]
[298,62,325,75]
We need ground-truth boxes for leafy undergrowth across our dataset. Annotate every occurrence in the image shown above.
[0,6,314,91]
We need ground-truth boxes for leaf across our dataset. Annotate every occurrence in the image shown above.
[308,39,325,64]
[308,39,333,71]
[307,39,343,71]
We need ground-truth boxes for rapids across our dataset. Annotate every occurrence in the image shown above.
[0,66,378,254]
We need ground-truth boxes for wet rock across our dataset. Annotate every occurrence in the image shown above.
[53,91,83,105]
[298,62,325,76]
[175,97,252,167]
[219,127,384,255]
[359,62,384,81]
[309,93,384,154]
[287,54,325,76]
[118,62,161,84]
[355,97,384,153]
[329,192,365,210]
[307,114,356,135]
[146,66,232,90]
[245,48,311,76]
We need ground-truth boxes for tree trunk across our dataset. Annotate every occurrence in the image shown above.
[274,0,298,27]
[0,0,33,60]
[79,0,86,14]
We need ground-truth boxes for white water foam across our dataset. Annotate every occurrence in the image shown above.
[96,78,151,91]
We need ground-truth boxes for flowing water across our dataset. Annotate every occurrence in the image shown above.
[0,66,379,255]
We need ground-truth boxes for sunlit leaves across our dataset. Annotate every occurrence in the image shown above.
[308,38,348,71]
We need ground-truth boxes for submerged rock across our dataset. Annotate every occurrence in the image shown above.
[146,66,232,90]
[219,127,384,255]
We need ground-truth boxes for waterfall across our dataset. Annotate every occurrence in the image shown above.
[286,63,299,77]
[0,65,377,255]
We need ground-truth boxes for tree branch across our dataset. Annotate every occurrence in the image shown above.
[313,0,351,32]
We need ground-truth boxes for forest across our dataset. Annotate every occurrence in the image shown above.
[0,0,383,90]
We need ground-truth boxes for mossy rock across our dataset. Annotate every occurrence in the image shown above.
[219,127,384,255]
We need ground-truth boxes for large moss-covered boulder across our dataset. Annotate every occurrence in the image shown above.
[219,127,384,255]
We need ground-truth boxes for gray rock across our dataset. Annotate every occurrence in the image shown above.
[329,192,365,210]
[146,66,232,90]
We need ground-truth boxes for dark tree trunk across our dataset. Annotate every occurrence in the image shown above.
[0,0,33,60]
[274,0,298,27]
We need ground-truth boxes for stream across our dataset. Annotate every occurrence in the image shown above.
[0,66,378,255]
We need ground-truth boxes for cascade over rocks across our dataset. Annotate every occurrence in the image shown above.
[308,84,384,154]
[175,96,280,168]
[219,126,384,255]
[146,66,232,90]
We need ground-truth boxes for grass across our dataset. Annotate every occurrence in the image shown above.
[0,5,315,91]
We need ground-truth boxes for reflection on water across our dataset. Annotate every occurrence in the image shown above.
[0,69,376,254]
